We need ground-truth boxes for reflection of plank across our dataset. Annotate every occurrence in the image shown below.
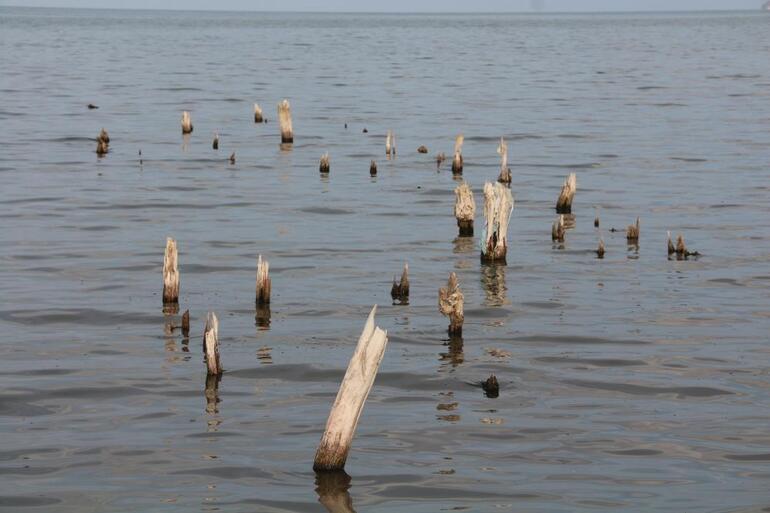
[313,306,388,471]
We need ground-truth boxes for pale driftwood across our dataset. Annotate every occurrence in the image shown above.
[181,111,193,134]
[556,173,576,213]
[454,182,476,237]
[203,312,222,376]
[417,145,428,154]
[254,103,264,123]
[386,130,396,157]
[627,217,640,243]
[552,214,565,243]
[213,133,219,150]
[390,263,409,304]
[181,309,190,338]
[597,238,605,259]
[497,137,511,184]
[369,160,377,176]
[256,255,271,306]
[162,237,179,304]
[667,231,676,256]
[438,272,464,336]
[481,182,514,263]
[313,305,388,471]
[278,99,293,143]
[451,135,464,175]
[320,153,330,173]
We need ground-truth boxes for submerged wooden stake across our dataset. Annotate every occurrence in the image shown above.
[482,374,499,398]
[254,103,264,123]
[481,182,514,263]
[627,217,640,243]
[497,137,511,184]
[213,133,219,150]
[454,182,476,237]
[203,312,222,376]
[597,238,605,259]
[181,309,190,338]
[436,152,446,169]
[667,231,675,256]
[320,153,330,173]
[552,214,565,242]
[313,306,388,472]
[417,145,428,154]
[96,128,109,155]
[369,160,377,176]
[278,99,293,144]
[438,272,464,336]
[162,237,179,304]
[390,263,409,304]
[556,173,576,213]
[255,255,271,306]
[451,135,464,175]
[181,111,193,134]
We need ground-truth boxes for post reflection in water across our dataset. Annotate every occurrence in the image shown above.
[256,305,271,330]
[204,374,222,431]
[452,236,475,255]
[439,334,464,370]
[481,262,507,307]
[315,470,356,513]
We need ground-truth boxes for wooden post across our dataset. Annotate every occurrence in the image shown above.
[626,217,640,243]
[213,133,219,150]
[96,128,109,155]
[482,374,499,398]
[313,305,389,471]
[667,231,675,256]
[369,160,377,176]
[438,272,464,336]
[436,152,446,170]
[481,182,514,264]
[386,130,396,157]
[278,99,293,144]
[162,237,179,305]
[181,111,193,134]
[676,234,687,258]
[596,238,605,259]
[181,309,190,338]
[256,255,271,306]
[552,214,565,242]
[451,135,464,175]
[497,137,511,184]
[594,206,600,228]
[320,153,330,173]
[254,103,264,123]
[556,173,576,213]
[390,263,409,304]
[454,182,475,237]
[203,312,222,376]
[417,145,428,154]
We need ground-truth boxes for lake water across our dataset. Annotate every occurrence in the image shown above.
[1,6,769,512]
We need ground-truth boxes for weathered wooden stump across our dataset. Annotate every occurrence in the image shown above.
[162,237,179,305]
[556,173,576,213]
[439,272,464,336]
[181,111,193,134]
[481,182,514,264]
[256,255,271,306]
[390,263,409,305]
[454,182,475,237]
[203,312,222,376]
[451,135,464,175]
[254,103,264,123]
[278,99,293,144]
[497,137,511,184]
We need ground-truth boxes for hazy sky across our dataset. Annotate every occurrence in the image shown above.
[0,0,761,11]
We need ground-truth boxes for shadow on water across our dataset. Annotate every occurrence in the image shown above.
[315,470,356,513]
[481,262,507,307]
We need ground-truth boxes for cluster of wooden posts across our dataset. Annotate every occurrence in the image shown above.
[98,97,698,472]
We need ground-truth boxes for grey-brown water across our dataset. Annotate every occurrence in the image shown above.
[2,7,770,512]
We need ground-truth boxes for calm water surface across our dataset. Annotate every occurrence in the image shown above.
[1,7,769,512]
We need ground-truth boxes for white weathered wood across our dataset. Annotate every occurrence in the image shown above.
[481,182,514,263]
[386,130,396,156]
[320,152,330,173]
[203,312,222,376]
[254,103,264,123]
[313,306,389,471]
[497,137,511,184]
[278,99,293,143]
[181,111,193,134]
[438,272,464,335]
[256,254,271,306]
[556,173,576,213]
[162,237,179,304]
[454,182,476,237]
[452,134,464,174]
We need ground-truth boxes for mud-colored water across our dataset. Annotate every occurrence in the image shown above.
[1,7,769,512]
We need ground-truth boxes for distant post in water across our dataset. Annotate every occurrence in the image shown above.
[313,306,389,472]
[439,272,464,336]
[452,135,464,175]
[254,103,264,123]
[454,182,476,237]
[162,237,179,305]
[390,263,409,305]
[556,173,576,213]
[212,132,219,150]
[386,130,396,157]
[255,255,271,306]
[96,128,110,156]
[181,111,193,134]
[319,153,330,173]
[596,238,606,259]
[278,99,293,144]
[627,217,640,243]
[497,137,511,184]
[481,182,514,264]
[181,309,190,338]
[203,312,222,376]
[370,160,377,176]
